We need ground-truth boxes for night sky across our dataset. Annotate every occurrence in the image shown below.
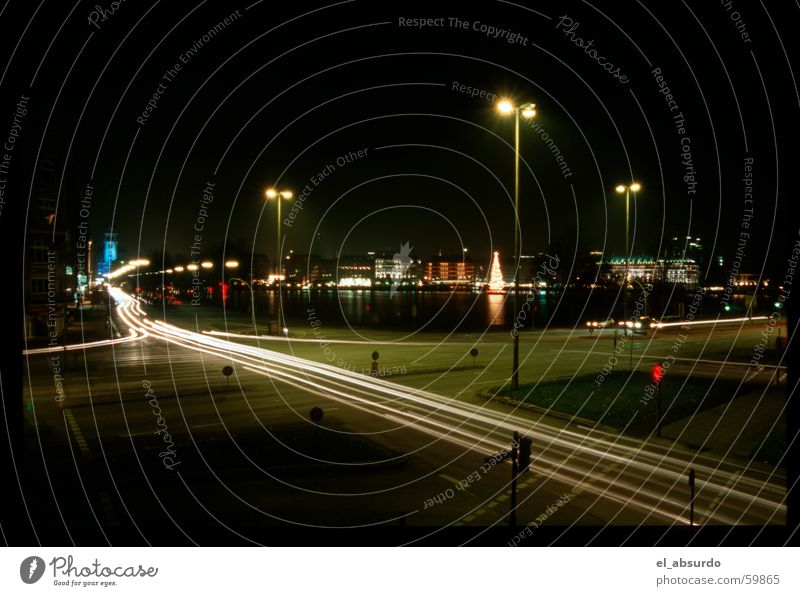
[3,0,794,275]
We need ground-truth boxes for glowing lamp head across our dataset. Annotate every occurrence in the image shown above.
[201,261,213,269]
[225,260,239,269]
[615,185,627,194]
[265,189,278,199]
[280,190,293,199]
[521,103,537,119]
[497,100,514,114]
[174,266,185,272]
[630,182,641,192]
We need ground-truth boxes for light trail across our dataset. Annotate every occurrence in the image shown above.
[109,288,786,526]
[23,292,146,355]
[651,315,769,329]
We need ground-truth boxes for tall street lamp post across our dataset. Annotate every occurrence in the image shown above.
[265,188,293,333]
[498,99,537,390]
[614,182,641,329]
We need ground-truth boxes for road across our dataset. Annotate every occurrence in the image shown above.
[21,289,786,543]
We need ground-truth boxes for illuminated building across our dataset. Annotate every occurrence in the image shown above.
[602,257,699,288]
[96,229,118,277]
[422,256,476,285]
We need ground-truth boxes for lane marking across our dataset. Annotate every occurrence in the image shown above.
[97,491,121,528]
[698,470,741,525]
[64,409,90,456]
[455,473,540,526]
[572,461,622,496]
[438,473,462,485]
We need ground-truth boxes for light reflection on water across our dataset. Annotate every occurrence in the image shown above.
[241,289,754,331]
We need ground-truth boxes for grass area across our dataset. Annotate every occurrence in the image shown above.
[751,432,787,467]
[495,371,746,435]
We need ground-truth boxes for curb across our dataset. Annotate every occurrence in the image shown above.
[477,387,614,431]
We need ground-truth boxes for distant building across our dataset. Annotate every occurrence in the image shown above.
[284,254,335,285]
[374,252,420,282]
[422,256,475,284]
[336,255,375,280]
[96,229,118,277]
[668,235,704,264]
[732,272,765,288]
[25,159,74,339]
[500,254,558,286]
[602,257,699,288]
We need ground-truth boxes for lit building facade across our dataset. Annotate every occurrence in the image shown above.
[374,257,420,281]
[422,257,476,284]
[602,257,699,288]
[96,230,118,277]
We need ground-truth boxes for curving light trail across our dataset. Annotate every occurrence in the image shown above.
[110,287,786,526]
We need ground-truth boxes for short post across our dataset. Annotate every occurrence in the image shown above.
[309,406,324,423]
[370,350,380,377]
[309,407,324,442]
[629,333,634,370]
[688,468,696,526]
[222,365,233,390]
[657,381,662,437]
[775,328,782,386]
[470,347,479,368]
[651,364,665,437]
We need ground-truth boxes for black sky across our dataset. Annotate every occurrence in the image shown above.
[3,0,794,277]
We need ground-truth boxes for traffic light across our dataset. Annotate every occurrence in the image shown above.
[518,437,532,473]
[652,363,665,384]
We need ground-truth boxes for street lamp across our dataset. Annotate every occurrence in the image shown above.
[615,181,642,326]
[265,188,293,332]
[498,99,537,390]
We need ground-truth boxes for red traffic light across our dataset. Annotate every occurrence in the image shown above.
[652,363,665,383]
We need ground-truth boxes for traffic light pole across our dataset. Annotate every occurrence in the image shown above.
[657,381,662,438]
[510,431,519,529]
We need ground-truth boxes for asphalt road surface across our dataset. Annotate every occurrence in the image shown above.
[20,289,787,544]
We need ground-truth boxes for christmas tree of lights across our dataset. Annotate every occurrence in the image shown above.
[488,251,506,292]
